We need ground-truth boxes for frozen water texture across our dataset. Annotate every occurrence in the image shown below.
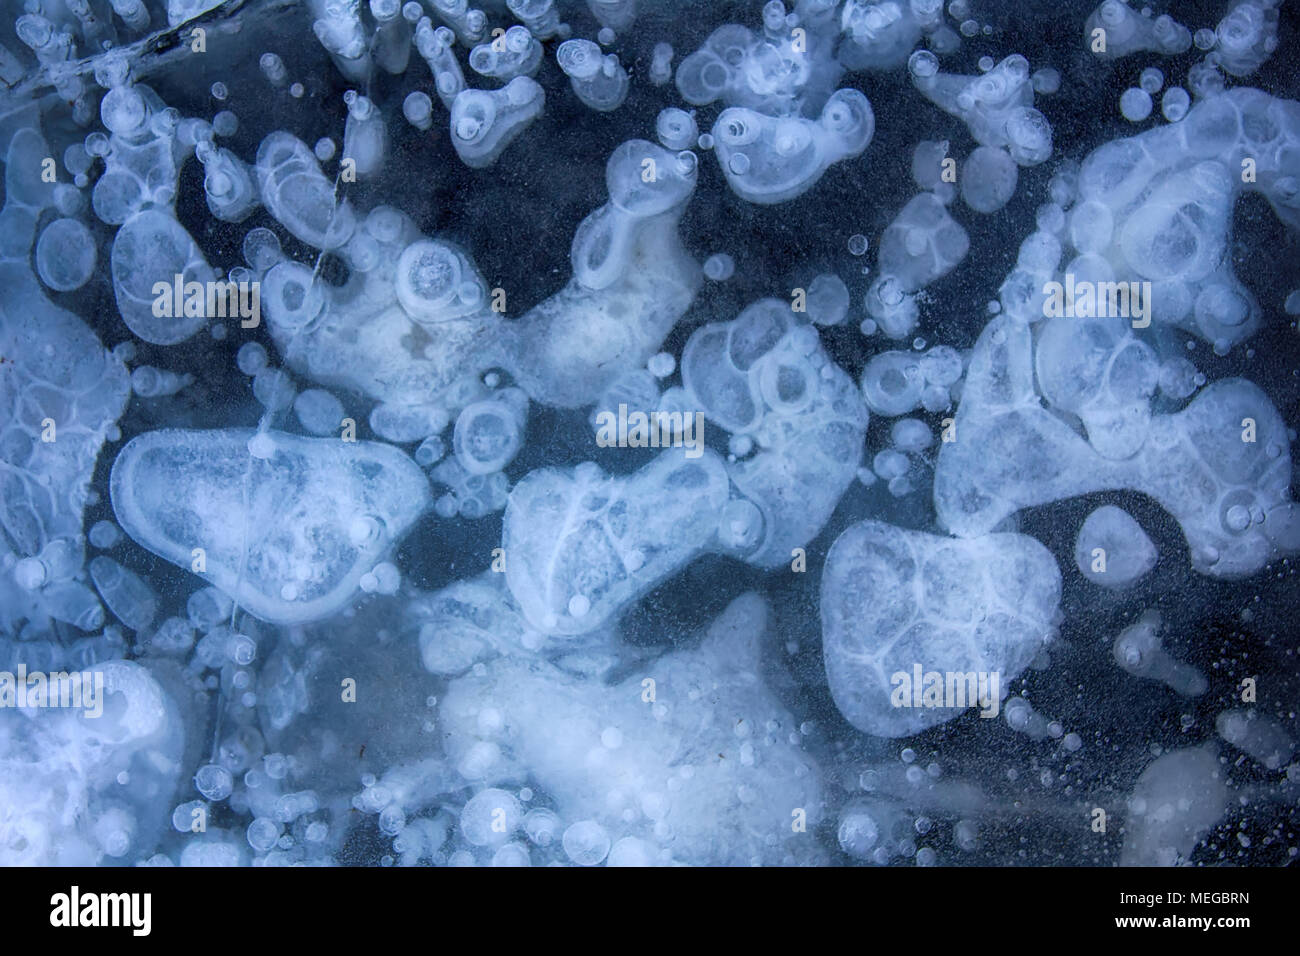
[110,429,431,625]
[0,0,1295,871]
[821,521,1061,737]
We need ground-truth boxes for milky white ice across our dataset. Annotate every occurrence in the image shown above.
[821,521,1061,737]
[0,661,185,865]
[110,429,431,625]
[1075,505,1157,588]
[438,593,826,865]
[0,0,1296,870]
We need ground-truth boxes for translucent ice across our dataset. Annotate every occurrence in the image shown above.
[453,389,528,475]
[431,0,486,46]
[860,350,926,415]
[256,131,356,251]
[588,0,637,32]
[294,389,345,436]
[0,660,185,865]
[909,52,1053,166]
[89,555,158,633]
[1212,0,1280,77]
[312,3,372,81]
[934,313,1299,578]
[961,146,1019,213]
[655,107,698,151]
[821,521,1062,737]
[838,0,937,72]
[414,21,467,108]
[195,138,260,223]
[439,593,825,865]
[409,571,594,676]
[1121,745,1227,866]
[508,0,561,40]
[110,209,217,345]
[557,40,629,112]
[450,76,545,169]
[1083,1,1192,59]
[91,83,192,226]
[806,273,850,326]
[869,192,969,336]
[1215,708,1294,770]
[262,206,498,425]
[110,429,431,625]
[1112,609,1207,696]
[503,141,700,408]
[676,9,843,117]
[682,301,868,567]
[1,129,129,637]
[649,42,674,86]
[1075,505,1157,587]
[342,91,387,180]
[469,26,542,81]
[503,449,729,635]
[35,217,97,292]
[1036,315,1159,460]
[1045,89,1300,347]
[711,89,874,204]
[370,0,413,75]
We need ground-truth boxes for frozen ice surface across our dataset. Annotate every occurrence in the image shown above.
[1121,745,1228,866]
[935,314,1298,578]
[503,140,700,408]
[711,88,874,204]
[450,77,545,169]
[439,593,825,865]
[110,429,431,624]
[0,660,186,865]
[504,449,730,635]
[0,0,1296,871]
[822,521,1061,737]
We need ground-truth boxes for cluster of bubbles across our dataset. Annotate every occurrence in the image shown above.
[0,0,1297,869]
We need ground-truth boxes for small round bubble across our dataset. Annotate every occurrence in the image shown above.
[1119,87,1153,122]
[647,352,676,378]
[237,342,268,376]
[213,110,238,137]
[908,50,939,78]
[1161,86,1190,122]
[703,253,735,281]
[562,819,611,865]
[195,763,234,801]
[247,817,280,852]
